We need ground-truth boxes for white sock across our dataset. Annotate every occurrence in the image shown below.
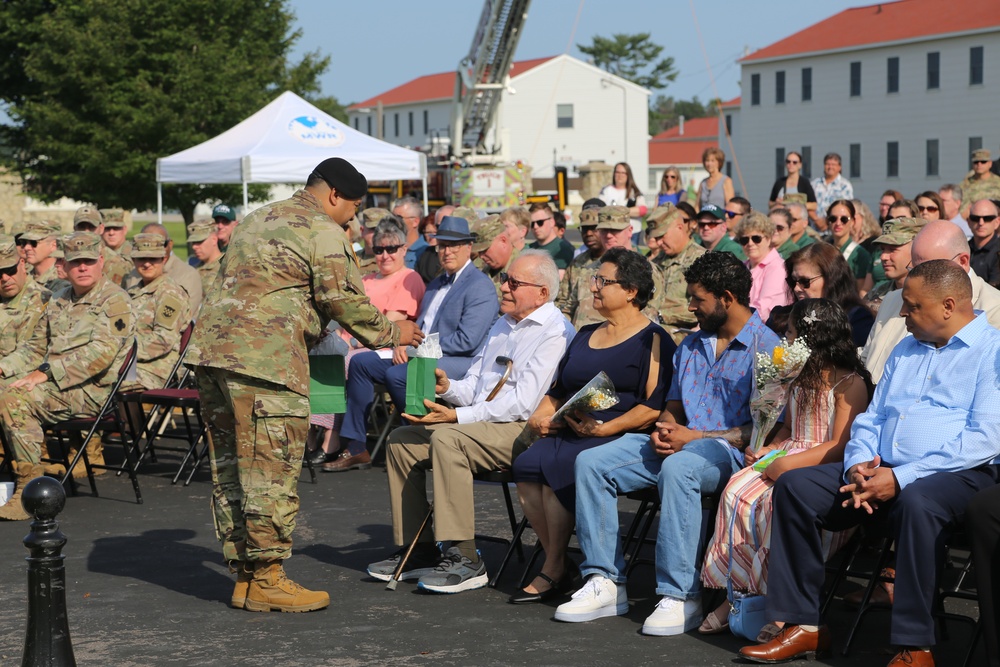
[798,624,819,632]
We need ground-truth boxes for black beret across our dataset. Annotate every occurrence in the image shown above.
[313,157,368,199]
[582,197,605,210]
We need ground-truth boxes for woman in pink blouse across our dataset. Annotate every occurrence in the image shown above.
[736,211,791,321]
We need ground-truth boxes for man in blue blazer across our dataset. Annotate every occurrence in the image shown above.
[326,215,499,471]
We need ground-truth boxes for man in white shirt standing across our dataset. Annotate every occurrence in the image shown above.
[811,152,854,219]
[366,250,575,593]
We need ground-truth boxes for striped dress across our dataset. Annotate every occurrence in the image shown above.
[701,377,854,595]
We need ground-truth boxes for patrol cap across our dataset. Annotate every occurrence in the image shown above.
[874,217,926,246]
[972,148,992,162]
[11,220,26,239]
[361,207,393,230]
[312,157,367,199]
[579,208,600,227]
[186,221,216,244]
[51,237,64,260]
[595,205,631,231]
[21,220,62,242]
[131,233,170,259]
[212,203,236,221]
[0,235,19,269]
[63,232,104,261]
[472,214,504,253]
[73,205,103,228]
[697,203,726,221]
[101,208,127,228]
[648,207,684,239]
[451,206,479,226]
[783,192,808,206]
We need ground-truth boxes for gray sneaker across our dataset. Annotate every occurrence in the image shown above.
[416,547,488,593]
[367,547,441,583]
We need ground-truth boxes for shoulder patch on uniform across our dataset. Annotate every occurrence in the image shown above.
[155,293,184,329]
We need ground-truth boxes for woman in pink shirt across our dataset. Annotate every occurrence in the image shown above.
[736,211,791,321]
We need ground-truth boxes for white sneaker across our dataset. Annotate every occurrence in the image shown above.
[641,595,703,636]
[553,575,628,623]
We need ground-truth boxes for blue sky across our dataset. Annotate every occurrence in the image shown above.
[289,0,867,107]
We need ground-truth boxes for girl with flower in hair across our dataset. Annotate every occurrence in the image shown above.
[698,298,872,639]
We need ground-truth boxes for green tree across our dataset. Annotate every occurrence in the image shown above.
[649,95,721,134]
[578,33,678,91]
[0,0,344,224]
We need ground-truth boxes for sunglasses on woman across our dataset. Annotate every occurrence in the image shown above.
[373,244,404,255]
[827,215,851,224]
[737,235,764,246]
[916,205,939,213]
[789,274,822,289]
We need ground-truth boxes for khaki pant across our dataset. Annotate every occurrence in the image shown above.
[196,367,310,563]
[0,382,103,464]
[387,421,527,546]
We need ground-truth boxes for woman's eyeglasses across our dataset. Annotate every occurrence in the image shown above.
[499,272,543,291]
[785,159,800,165]
[589,275,621,290]
[737,235,764,246]
[789,275,822,289]
[373,244,403,255]
[827,215,852,224]
[916,205,939,213]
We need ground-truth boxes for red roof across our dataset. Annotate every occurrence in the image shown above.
[651,117,718,141]
[719,96,741,108]
[348,56,555,110]
[649,117,719,166]
[742,0,1000,63]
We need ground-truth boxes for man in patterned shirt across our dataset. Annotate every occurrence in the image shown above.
[811,152,854,219]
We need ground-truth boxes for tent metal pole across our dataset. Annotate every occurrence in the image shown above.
[421,177,429,215]
[157,183,163,225]
[242,181,249,212]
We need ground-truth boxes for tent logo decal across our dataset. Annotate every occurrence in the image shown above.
[288,115,345,147]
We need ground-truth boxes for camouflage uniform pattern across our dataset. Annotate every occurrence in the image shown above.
[480,246,519,299]
[863,280,895,317]
[126,274,191,389]
[0,275,134,463]
[185,188,400,563]
[960,172,1000,208]
[123,254,203,314]
[0,277,50,385]
[556,250,604,329]
[196,255,222,297]
[102,245,132,286]
[652,240,706,343]
[34,264,70,294]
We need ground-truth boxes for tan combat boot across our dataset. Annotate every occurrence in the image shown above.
[69,435,107,478]
[229,561,253,609]
[0,461,44,521]
[244,561,329,613]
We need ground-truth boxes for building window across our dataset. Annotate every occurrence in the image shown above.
[970,136,983,157]
[775,147,785,180]
[353,117,359,130]
[849,143,861,179]
[971,46,984,85]
[887,141,899,178]
[423,110,429,134]
[394,113,399,137]
[927,52,940,89]
[887,56,899,93]
[556,104,573,129]
[800,146,812,179]
[408,111,414,136]
[926,139,939,177]
[366,116,372,135]
[850,62,862,97]
[801,67,812,101]
[775,70,785,104]
[751,73,760,106]
[726,163,732,178]
[725,114,732,137]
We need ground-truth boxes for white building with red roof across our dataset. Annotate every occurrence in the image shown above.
[347,54,650,181]
[727,0,1000,209]
[648,116,720,198]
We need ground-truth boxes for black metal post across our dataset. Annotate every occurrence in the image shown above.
[21,476,76,667]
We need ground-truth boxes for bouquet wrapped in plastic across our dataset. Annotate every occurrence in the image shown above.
[551,371,619,423]
[748,334,811,453]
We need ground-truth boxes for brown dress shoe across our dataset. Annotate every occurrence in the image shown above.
[887,649,934,666]
[844,567,895,608]
[321,449,371,473]
[739,625,831,663]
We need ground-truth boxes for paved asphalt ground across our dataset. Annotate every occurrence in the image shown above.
[0,443,983,666]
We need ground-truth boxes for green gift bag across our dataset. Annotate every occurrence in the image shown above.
[405,357,437,415]
[309,355,346,414]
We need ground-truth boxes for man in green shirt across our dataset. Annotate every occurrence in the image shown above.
[770,207,799,259]
[528,202,575,277]
[786,202,817,249]
[697,204,746,260]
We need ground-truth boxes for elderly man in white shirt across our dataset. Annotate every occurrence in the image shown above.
[367,250,575,594]
[862,219,1000,382]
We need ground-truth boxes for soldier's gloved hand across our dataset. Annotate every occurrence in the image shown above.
[396,320,425,347]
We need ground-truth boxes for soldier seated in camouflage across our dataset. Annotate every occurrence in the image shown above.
[100,208,131,258]
[20,220,69,294]
[186,221,223,297]
[472,214,515,298]
[556,199,605,330]
[863,217,926,316]
[646,206,707,344]
[960,149,1000,219]
[123,233,191,390]
[0,232,134,521]
[125,223,203,315]
[0,235,50,388]
[73,205,133,286]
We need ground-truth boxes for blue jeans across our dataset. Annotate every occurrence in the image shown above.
[575,434,740,599]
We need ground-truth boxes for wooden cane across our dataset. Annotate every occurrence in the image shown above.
[484,356,513,402]
[386,502,435,591]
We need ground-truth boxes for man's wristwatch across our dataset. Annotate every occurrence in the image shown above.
[37,362,51,379]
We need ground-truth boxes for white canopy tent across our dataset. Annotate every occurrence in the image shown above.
[155,91,428,220]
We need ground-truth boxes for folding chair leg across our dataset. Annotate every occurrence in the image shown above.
[301,451,316,484]
[841,538,895,656]
[369,406,398,463]
[490,516,531,588]
[499,483,524,561]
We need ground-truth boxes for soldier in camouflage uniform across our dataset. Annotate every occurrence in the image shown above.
[593,205,665,323]
[74,206,133,286]
[186,221,223,297]
[124,234,191,390]
[0,233,134,520]
[185,157,424,612]
[647,206,707,343]
[124,223,203,314]
[862,217,926,316]
[960,149,1000,218]
[100,207,131,259]
[472,214,517,299]
[21,220,70,293]
[556,203,604,328]
[0,236,50,387]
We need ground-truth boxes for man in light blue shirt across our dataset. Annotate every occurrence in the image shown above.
[741,260,1000,667]
[555,252,780,635]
